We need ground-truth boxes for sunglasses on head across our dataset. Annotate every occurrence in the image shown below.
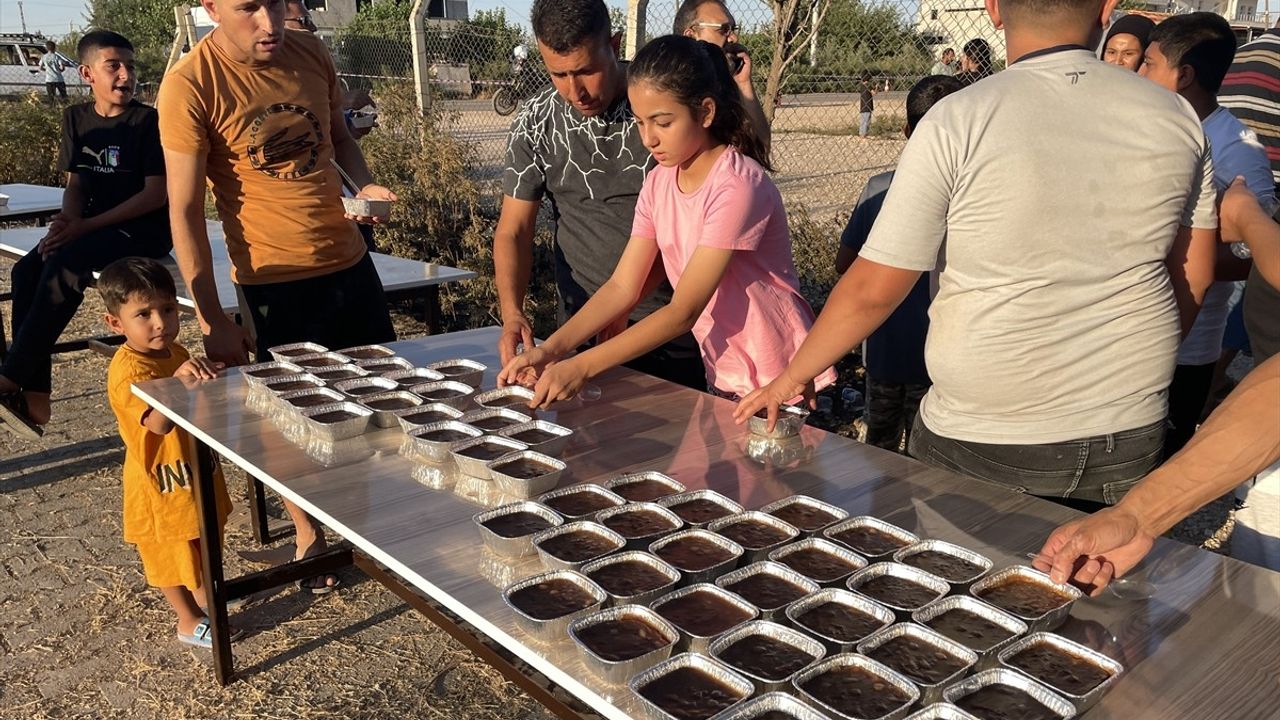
[689,21,736,37]
[285,14,317,30]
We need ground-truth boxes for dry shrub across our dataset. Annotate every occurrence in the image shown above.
[787,202,844,313]
[0,94,63,186]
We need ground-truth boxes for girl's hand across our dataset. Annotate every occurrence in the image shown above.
[732,368,812,432]
[530,357,590,409]
[497,346,557,387]
[175,357,225,381]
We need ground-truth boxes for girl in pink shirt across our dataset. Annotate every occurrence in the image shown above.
[498,36,834,406]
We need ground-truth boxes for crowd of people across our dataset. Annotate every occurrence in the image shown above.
[1,0,1277,645]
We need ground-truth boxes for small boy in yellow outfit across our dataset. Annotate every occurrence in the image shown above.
[100,257,231,649]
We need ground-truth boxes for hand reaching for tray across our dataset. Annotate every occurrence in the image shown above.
[526,356,590,409]
[497,345,558,388]
[732,369,816,432]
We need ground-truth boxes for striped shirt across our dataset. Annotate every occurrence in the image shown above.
[1220,29,1280,188]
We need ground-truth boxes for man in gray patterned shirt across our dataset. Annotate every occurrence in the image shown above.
[493,0,704,390]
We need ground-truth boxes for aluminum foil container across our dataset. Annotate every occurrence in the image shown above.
[537,483,626,521]
[912,595,1028,662]
[277,387,345,413]
[335,343,395,360]
[793,652,921,720]
[299,401,373,441]
[747,403,810,439]
[714,560,819,621]
[568,604,680,685]
[410,379,477,410]
[580,550,681,606]
[649,583,760,653]
[303,433,374,467]
[708,511,801,562]
[311,364,371,385]
[893,540,993,589]
[474,385,538,412]
[768,537,868,586]
[846,562,950,618]
[244,384,277,415]
[785,587,896,653]
[745,435,815,467]
[359,390,424,428]
[629,652,754,720]
[501,569,607,645]
[393,402,464,433]
[857,622,979,705]
[656,489,744,529]
[604,471,687,502]
[823,516,920,560]
[405,420,483,463]
[707,692,833,720]
[461,407,533,433]
[290,351,354,369]
[487,450,567,498]
[997,632,1123,712]
[262,373,325,397]
[708,619,825,694]
[902,704,981,720]
[759,494,849,535]
[596,502,684,549]
[354,356,415,376]
[268,341,326,362]
[648,528,744,585]
[942,668,1077,720]
[425,357,487,387]
[497,419,574,457]
[969,566,1082,632]
[240,360,305,388]
[473,500,564,558]
[332,376,398,400]
[450,434,529,479]
[383,367,446,390]
[531,521,626,572]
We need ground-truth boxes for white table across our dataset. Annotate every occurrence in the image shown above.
[0,183,64,224]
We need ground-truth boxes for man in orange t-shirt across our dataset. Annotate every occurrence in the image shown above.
[157,0,396,592]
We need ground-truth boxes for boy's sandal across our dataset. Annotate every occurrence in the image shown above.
[0,391,43,440]
[296,574,341,595]
[176,618,244,649]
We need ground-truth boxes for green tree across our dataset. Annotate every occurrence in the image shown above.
[87,0,175,86]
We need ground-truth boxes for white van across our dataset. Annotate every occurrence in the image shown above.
[0,33,89,98]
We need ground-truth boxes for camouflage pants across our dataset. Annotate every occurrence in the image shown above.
[865,377,930,453]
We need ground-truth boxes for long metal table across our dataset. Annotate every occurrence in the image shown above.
[132,327,1280,719]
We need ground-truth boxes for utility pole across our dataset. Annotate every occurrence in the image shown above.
[18,1,29,33]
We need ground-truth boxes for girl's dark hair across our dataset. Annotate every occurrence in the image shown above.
[628,35,772,171]
[962,38,993,77]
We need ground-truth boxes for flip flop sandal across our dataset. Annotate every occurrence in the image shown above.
[0,391,43,440]
[295,574,341,595]
[176,618,244,649]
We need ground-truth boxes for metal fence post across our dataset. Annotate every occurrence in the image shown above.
[409,0,432,116]
[625,0,649,59]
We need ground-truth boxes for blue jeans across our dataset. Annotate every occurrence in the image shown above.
[907,414,1165,507]
[859,112,872,137]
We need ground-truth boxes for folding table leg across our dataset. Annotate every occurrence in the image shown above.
[188,435,234,685]
[246,476,295,545]
[425,286,441,336]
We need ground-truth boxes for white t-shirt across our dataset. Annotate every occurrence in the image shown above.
[1176,106,1276,366]
[38,52,70,83]
[860,49,1217,445]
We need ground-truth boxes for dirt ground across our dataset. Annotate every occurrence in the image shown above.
[0,256,1241,719]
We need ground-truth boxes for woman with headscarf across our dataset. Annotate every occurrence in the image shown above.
[1102,15,1156,72]
[955,38,994,87]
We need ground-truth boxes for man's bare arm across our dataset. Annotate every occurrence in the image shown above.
[494,195,542,365]
[1165,225,1216,337]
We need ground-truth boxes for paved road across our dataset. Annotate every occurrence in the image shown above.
[439,90,909,114]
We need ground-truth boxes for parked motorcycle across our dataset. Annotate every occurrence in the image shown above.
[493,44,542,116]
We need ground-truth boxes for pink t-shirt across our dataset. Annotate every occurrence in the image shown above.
[632,147,836,397]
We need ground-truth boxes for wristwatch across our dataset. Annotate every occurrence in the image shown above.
[1230,241,1252,260]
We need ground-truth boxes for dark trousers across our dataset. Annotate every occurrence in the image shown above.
[45,81,66,99]
[865,377,930,453]
[1164,362,1216,459]
[2,223,171,393]
[908,414,1165,509]
[239,252,396,360]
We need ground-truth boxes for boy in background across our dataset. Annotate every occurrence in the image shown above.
[835,74,963,452]
[100,257,232,649]
[39,40,74,99]
[0,31,170,439]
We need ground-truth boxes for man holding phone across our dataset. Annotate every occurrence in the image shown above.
[675,0,772,149]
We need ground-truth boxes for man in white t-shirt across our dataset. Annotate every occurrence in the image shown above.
[1140,12,1276,458]
[930,48,958,76]
[736,0,1217,511]
[38,40,74,100]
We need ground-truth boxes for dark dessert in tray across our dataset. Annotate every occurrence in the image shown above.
[418,428,474,443]
[270,380,319,392]
[637,666,746,720]
[587,561,671,597]
[297,356,344,367]
[482,512,553,538]
[800,665,911,719]
[312,410,358,424]
[978,578,1073,618]
[829,525,910,556]
[313,367,363,382]
[457,441,514,461]
[1007,642,1113,695]
[718,634,816,681]
[509,427,560,444]
[667,498,734,524]
[470,415,524,431]
[926,609,1017,651]
[955,683,1062,720]
[399,409,456,426]
[537,531,617,563]
[656,589,753,636]
[366,396,416,411]
[655,536,735,572]
[345,384,386,397]
[601,509,678,538]
[724,574,809,611]
[855,575,940,609]
[769,502,840,531]
[755,713,802,720]
[361,361,403,374]
[543,488,618,517]
[286,393,336,408]
[794,601,885,643]
[508,578,597,620]
[487,394,532,409]
[342,347,391,360]
[902,550,984,582]
[435,363,475,378]
[576,616,671,661]
[247,366,295,379]
[493,458,557,480]
[777,548,858,582]
[613,478,678,502]
[866,635,969,685]
[420,387,467,401]
[716,519,790,550]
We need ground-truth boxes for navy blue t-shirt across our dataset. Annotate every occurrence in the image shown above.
[840,171,931,385]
